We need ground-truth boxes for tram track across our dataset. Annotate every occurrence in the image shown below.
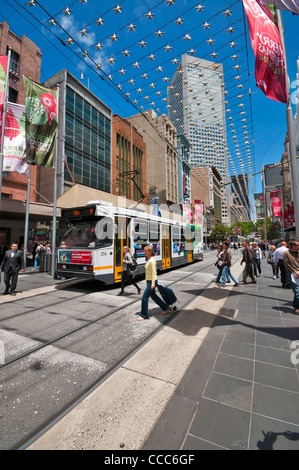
[0,252,232,450]
[0,262,204,369]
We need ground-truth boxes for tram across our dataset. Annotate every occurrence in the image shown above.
[56,200,203,284]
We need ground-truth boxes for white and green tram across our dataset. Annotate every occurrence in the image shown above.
[57,201,203,284]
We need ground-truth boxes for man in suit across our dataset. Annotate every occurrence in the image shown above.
[0,242,25,296]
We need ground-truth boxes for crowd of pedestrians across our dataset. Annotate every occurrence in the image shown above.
[1,237,299,316]
[214,238,299,314]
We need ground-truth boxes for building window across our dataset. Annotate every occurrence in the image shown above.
[8,48,20,75]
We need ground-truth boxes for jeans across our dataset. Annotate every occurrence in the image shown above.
[215,266,230,283]
[253,259,262,276]
[221,266,239,286]
[141,280,168,319]
[287,275,299,309]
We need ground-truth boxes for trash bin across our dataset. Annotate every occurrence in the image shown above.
[39,253,52,272]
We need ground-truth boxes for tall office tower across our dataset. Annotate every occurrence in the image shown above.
[168,54,229,222]
[231,174,250,221]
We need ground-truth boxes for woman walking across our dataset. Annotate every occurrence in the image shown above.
[267,245,279,279]
[252,242,263,277]
[138,245,172,321]
[118,246,141,296]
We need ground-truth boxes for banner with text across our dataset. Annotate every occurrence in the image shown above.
[254,193,265,219]
[23,76,58,167]
[1,102,28,174]
[242,0,287,103]
[270,189,282,217]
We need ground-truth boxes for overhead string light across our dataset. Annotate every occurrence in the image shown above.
[25,0,255,201]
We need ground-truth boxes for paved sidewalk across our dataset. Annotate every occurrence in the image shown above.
[26,257,299,451]
[143,263,299,451]
[0,270,79,304]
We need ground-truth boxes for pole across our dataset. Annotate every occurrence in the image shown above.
[280,184,285,240]
[277,10,299,238]
[0,48,11,209]
[263,167,268,249]
[51,85,59,278]
[23,164,32,270]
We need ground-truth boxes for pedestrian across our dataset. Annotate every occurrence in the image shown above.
[118,246,141,296]
[138,245,172,321]
[283,240,299,314]
[32,242,45,270]
[240,241,256,284]
[219,242,240,287]
[267,245,279,279]
[252,242,263,277]
[0,242,8,264]
[214,245,230,284]
[0,242,25,296]
[273,241,289,288]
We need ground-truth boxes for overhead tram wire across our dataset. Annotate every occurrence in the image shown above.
[10,0,254,220]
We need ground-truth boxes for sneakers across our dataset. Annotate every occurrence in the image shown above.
[273,275,277,279]
[162,308,173,315]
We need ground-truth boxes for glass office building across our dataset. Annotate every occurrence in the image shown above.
[44,70,112,197]
[168,55,229,221]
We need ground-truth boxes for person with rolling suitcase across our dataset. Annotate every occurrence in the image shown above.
[138,245,172,321]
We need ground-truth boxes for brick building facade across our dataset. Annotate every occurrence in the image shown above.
[0,20,41,203]
[112,114,147,203]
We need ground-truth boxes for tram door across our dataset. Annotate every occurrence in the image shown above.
[162,225,171,269]
[114,217,129,282]
[186,225,193,263]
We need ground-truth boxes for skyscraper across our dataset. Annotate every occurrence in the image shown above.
[168,54,229,221]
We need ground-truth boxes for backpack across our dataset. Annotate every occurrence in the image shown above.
[130,256,138,272]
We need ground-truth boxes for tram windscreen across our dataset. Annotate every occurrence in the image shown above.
[62,217,113,249]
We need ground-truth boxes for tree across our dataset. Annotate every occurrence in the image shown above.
[259,218,280,241]
[210,224,233,241]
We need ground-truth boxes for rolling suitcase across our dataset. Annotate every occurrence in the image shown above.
[157,283,178,311]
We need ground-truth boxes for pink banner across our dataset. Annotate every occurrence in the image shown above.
[270,189,282,217]
[242,0,287,103]
[0,56,8,106]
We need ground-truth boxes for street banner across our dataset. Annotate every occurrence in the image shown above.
[182,202,193,224]
[270,189,282,217]
[242,0,287,103]
[283,202,295,227]
[0,56,8,107]
[194,200,204,225]
[260,0,299,15]
[23,76,58,167]
[0,102,28,174]
[254,193,265,219]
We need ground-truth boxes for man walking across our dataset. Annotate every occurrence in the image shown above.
[240,241,256,284]
[283,240,299,314]
[273,241,289,288]
[220,242,240,287]
[0,242,25,296]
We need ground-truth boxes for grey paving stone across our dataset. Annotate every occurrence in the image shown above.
[203,372,253,411]
[253,384,299,425]
[249,414,299,450]
[189,399,250,450]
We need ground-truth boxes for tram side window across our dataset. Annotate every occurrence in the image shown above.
[134,220,149,258]
[149,221,160,256]
[134,220,148,242]
[95,217,114,248]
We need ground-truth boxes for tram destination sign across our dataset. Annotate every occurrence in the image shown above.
[62,206,96,219]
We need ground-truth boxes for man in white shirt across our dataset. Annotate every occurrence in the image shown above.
[273,242,289,288]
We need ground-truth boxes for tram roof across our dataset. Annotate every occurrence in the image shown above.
[58,183,185,224]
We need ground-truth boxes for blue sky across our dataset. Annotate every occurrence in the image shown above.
[2,0,299,202]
